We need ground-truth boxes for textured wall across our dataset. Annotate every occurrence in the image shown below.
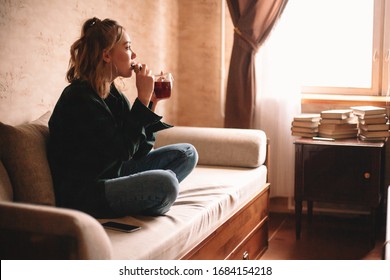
[176,0,223,127]
[0,0,232,127]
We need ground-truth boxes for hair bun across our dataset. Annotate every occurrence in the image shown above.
[83,17,101,34]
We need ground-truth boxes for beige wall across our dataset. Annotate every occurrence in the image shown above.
[0,0,233,127]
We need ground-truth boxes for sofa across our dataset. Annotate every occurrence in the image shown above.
[0,112,269,260]
[385,186,390,260]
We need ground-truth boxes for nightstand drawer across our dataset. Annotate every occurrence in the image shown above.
[301,145,381,206]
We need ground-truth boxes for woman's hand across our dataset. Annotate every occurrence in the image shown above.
[149,93,160,112]
[135,64,154,106]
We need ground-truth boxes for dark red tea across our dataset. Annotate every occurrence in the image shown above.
[154,81,171,99]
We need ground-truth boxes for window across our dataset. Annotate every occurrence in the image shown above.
[273,0,389,97]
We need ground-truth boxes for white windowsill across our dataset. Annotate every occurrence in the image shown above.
[302,93,390,105]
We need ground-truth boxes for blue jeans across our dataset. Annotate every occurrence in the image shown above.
[104,143,198,216]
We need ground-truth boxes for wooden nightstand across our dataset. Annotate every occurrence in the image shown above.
[294,137,386,246]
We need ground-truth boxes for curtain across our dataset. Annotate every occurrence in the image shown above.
[253,1,301,197]
[224,0,288,128]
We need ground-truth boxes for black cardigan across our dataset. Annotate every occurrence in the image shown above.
[48,80,171,216]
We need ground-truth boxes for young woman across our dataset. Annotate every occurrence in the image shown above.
[48,17,198,218]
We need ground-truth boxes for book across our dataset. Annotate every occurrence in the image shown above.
[319,128,358,136]
[320,109,352,119]
[319,123,357,131]
[351,106,386,117]
[291,126,319,133]
[291,114,321,137]
[358,113,387,119]
[291,120,320,128]
[358,134,388,142]
[318,132,357,139]
[293,114,321,122]
[359,130,390,138]
[358,115,388,125]
[359,122,390,131]
[292,131,318,138]
[320,117,356,124]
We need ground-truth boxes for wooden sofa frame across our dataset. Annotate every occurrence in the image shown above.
[181,141,270,260]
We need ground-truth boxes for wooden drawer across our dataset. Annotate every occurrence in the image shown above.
[181,184,270,260]
[303,146,380,204]
[298,144,382,206]
[227,218,269,260]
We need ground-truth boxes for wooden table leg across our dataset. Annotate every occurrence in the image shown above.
[307,200,313,224]
[369,208,376,248]
[295,199,302,240]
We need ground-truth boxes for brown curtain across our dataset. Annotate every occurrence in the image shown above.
[224,0,288,128]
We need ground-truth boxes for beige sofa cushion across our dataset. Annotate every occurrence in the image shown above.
[0,112,55,205]
[155,126,267,168]
[102,165,268,259]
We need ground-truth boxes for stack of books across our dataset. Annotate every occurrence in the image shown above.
[291,113,321,138]
[351,106,389,141]
[318,109,358,139]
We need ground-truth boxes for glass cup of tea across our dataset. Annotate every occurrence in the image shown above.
[154,72,173,99]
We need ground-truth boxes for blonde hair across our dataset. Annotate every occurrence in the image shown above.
[67,17,124,98]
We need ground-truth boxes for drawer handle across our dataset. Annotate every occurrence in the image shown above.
[363,172,371,179]
[243,251,249,260]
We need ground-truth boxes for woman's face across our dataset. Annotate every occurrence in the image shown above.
[108,31,137,79]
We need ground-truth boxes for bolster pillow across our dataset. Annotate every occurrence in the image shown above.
[155,126,267,168]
